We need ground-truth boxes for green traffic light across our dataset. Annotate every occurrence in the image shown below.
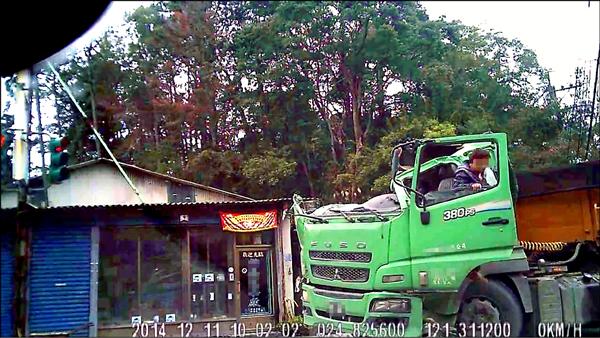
[48,136,70,184]
[50,152,69,167]
[49,166,70,183]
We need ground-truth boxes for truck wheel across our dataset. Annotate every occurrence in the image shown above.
[456,279,523,336]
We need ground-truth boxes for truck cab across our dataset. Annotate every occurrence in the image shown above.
[293,132,600,337]
[293,133,535,336]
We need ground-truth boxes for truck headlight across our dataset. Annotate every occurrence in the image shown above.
[370,298,411,313]
[302,290,309,302]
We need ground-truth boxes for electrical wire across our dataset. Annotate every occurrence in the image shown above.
[46,62,144,203]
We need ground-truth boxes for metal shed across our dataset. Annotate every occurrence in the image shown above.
[18,198,293,337]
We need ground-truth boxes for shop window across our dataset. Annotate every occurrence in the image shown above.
[98,227,184,326]
[98,228,139,326]
[238,249,273,316]
[140,228,184,323]
[98,225,275,325]
[189,228,235,319]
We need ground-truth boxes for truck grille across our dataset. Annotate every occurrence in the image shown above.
[311,265,369,282]
[315,310,364,323]
[309,250,372,263]
[314,288,364,299]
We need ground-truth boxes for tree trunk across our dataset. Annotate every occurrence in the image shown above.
[300,160,315,197]
[153,112,160,149]
[351,75,363,154]
[210,97,218,149]
[325,118,338,163]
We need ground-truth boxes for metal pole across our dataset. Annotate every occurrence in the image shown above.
[585,45,600,161]
[33,74,49,207]
[89,83,101,157]
[13,69,31,337]
[86,47,101,157]
[26,69,33,185]
[13,70,30,183]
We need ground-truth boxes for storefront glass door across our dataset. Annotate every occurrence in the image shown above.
[236,247,274,317]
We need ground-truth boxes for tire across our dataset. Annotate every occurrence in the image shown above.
[457,279,524,337]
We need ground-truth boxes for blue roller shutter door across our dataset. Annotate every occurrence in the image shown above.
[1,231,15,337]
[28,225,91,336]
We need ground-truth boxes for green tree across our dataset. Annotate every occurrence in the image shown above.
[35,1,592,202]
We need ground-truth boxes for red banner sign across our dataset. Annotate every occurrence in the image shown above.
[220,210,278,232]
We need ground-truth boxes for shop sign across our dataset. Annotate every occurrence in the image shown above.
[220,210,278,232]
[242,251,265,258]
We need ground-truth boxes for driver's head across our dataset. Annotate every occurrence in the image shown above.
[468,149,490,173]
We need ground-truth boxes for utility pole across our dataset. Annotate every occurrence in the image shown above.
[26,69,33,187]
[571,66,591,159]
[33,73,49,206]
[85,46,101,157]
[13,69,31,337]
[585,45,600,161]
[13,70,30,184]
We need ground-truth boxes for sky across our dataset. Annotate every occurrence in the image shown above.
[3,1,599,111]
[420,1,599,90]
[1,1,599,169]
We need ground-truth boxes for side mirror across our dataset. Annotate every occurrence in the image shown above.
[391,148,402,176]
[420,210,430,225]
[416,194,430,224]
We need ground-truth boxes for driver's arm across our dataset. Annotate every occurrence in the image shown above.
[452,171,475,191]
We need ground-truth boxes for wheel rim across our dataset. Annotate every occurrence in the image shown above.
[459,298,501,324]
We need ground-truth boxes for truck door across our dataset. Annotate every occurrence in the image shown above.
[408,134,519,290]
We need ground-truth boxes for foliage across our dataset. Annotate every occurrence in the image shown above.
[242,148,298,197]
[10,1,595,202]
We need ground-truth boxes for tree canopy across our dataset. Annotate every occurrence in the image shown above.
[6,1,598,201]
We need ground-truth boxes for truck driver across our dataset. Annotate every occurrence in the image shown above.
[452,148,490,192]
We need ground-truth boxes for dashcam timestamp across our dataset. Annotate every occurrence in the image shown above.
[132,321,301,337]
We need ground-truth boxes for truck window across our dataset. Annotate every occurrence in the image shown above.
[415,141,499,207]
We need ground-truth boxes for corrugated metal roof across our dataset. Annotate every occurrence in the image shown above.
[66,158,253,201]
[36,197,292,211]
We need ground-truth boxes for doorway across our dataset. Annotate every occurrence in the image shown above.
[235,245,276,326]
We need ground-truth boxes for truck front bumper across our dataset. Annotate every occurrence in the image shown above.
[302,284,423,337]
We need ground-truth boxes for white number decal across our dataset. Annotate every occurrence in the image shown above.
[443,207,476,221]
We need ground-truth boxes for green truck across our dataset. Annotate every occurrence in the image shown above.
[292,132,599,337]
